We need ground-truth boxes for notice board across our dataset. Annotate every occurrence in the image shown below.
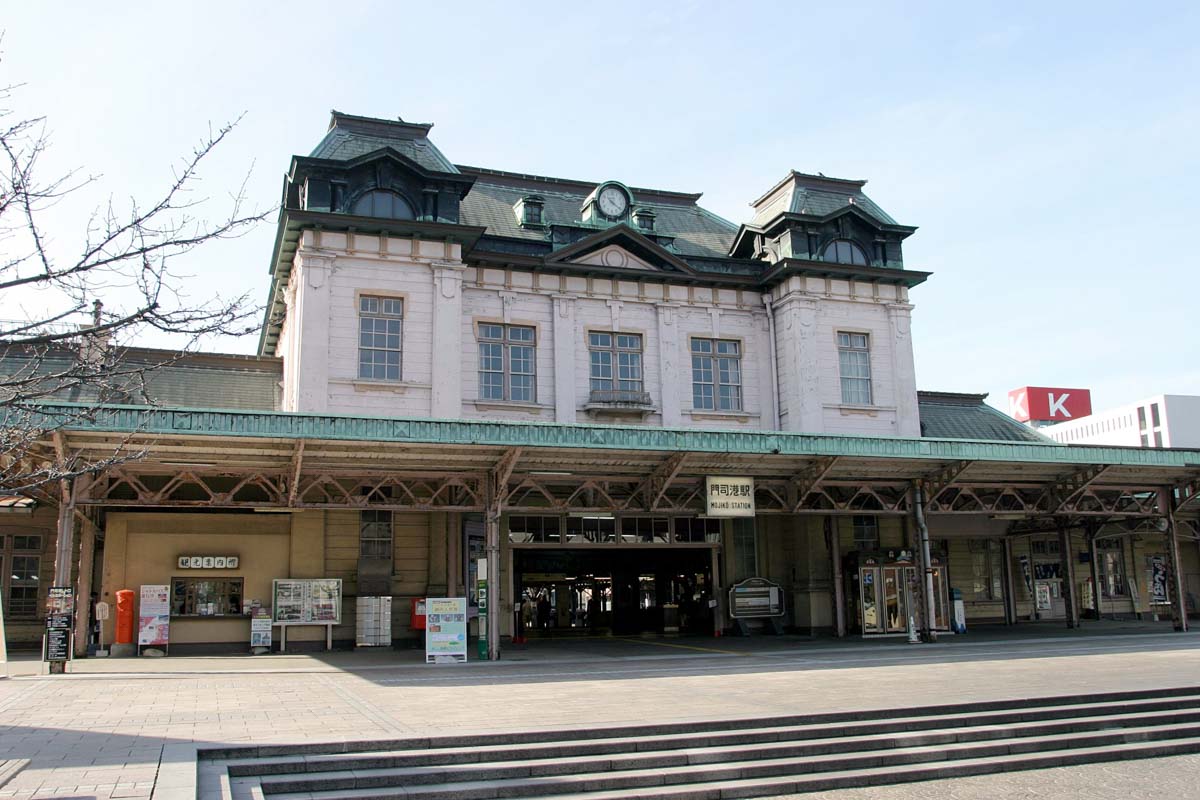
[272,579,343,625]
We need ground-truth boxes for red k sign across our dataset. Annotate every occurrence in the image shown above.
[1007,387,1093,422]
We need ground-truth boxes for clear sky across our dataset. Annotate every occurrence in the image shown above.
[4,2,1198,415]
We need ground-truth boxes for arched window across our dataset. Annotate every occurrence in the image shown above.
[821,239,869,266]
[352,190,415,220]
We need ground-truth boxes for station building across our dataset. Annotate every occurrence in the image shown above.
[4,112,1199,655]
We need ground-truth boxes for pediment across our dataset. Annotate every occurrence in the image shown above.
[545,224,695,274]
[567,244,657,270]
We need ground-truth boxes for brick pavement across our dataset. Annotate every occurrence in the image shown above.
[0,631,1198,799]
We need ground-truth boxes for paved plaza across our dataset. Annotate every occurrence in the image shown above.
[0,625,1198,800]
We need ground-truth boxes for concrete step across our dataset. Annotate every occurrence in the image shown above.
[257,724,1200,799]
[225,696,1200,778]
[205,684,1200,763]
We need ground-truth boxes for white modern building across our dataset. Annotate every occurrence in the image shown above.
[1044,395,1200,449]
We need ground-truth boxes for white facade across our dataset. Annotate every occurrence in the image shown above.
[1043,394,1200,448]
[276,229,920,437]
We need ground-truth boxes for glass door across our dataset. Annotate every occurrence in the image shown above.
[882,566,909,633]
[859,567,883,634]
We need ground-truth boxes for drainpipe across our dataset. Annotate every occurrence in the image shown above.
[911,482,938,643]
[763,295,781,431]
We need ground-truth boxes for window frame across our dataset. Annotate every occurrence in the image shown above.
[478,322,538,403]
[359,509,394,560]
[351,189,416,220]
[852,515,880,550]
[821,239,869,266]
[169,577,244,617]
[837,331,873,406]
[968,539,1004,601]
[690,337,743,412]
[357,295,405,382]
[588,331,645,397]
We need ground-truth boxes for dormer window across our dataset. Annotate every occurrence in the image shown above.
[821,239,869,266]
[515,195,546,228]
[352,190,415,220]
[633,208,656,232]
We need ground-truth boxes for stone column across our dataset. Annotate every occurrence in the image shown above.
[886,303,920,437]
[552,295,576,423]
[656,302,682,426]
[431,263,465,418]
[773,293,822,433]
[292,248,335,413]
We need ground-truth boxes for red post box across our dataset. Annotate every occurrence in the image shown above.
[115,589,135,644]
[410,597,427,631]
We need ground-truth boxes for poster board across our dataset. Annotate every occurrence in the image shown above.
[137,584,171,650]
[425,597,467,664]
[272,579,342,625]
[1148,556,1169,605]
[250,614,273,649]
[1035,582,1053,612]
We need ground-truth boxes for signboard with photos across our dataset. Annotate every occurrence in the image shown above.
[272,579,343,625]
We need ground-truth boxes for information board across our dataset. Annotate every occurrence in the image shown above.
[1035,582,1053,612]
[138,584,171,648]
[45,626,70,661]
[43,586,74,663]
[728,577,784,619]
[425,597,467,664]
[272,579,343,625]
[250,614,273,649]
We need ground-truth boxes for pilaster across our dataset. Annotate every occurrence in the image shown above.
[656,302,682,426]
[774,293,822,432]
[292,248,335,413]
[552,295,576,423]
[431,262,465,418]
[887,302,920,436]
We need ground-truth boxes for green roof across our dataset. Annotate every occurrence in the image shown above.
[457,168,738,259]
[34,402,1200,470]
[310,111,459,174]
[751,171,899,228]
[918,392,1050,444]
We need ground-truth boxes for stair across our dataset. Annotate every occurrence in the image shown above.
[197,687,1200,800]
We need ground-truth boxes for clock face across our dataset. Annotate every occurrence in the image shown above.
[597,186,628,218]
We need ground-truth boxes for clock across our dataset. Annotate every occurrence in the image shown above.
[597,185,628,219]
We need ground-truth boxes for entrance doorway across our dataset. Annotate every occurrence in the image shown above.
[514,548,714,636]
[854,556,950,636]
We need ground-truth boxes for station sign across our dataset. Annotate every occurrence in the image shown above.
[1007,387,1092,423]
[705,476,755,517]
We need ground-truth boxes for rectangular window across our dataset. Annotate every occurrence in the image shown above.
[1151,403,1161,427]
[691,338,742,411]
[359,510,393,559]
[589,332,644,399]
[968,539,1003,600]
[170,577,244,617]
[675,517,722,543]
[358,296,403,381]
[1154,431,1163,447]
[479,324,537,402]
[852,515,880,550]
[565,515,616,543]
[12,535,41,551]
[733,518,757,580]
[508,516,561,544]
[837,332,872,405]
[1137,407,1147,430]
[623,517,670,543]
[8,555,39,617]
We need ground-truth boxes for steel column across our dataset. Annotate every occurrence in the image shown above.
[1002,536,1017,625]
[826,516,846,637]
[1056,520,1079,628]
[1159,488,1189,632]
[1088,523,1104,620]
[911,483,937,643]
